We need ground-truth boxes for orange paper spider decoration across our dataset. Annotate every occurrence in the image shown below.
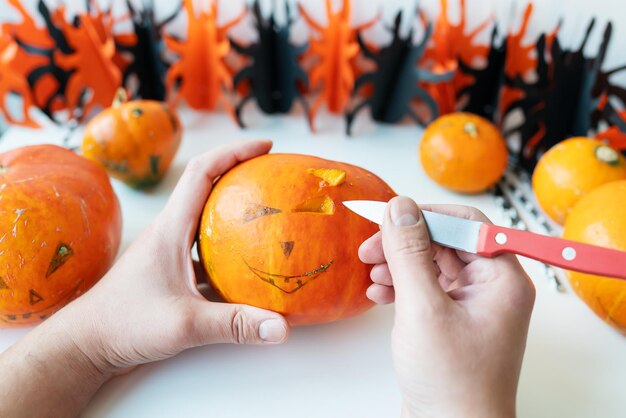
[165,0,245,111]
[53,2,121,119]
[421,0,491,115]
[298,0,378,128]
[500,4,558,118]
[597,101,626,151]
[0,33,38,127]
[2,0,64,119]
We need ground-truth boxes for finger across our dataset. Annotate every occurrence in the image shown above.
[160,140,273,243]
[382,196,448,310]
[438,272,456,291]
[432,244,466,279]
[358,231,385,264]
[191,301,290,345]
[370,263,392,286]
[366,283,395,304]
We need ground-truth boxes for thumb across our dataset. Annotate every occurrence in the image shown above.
[191,301,290,345]
[382,196,447,310]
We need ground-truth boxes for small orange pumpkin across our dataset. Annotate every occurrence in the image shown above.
[81,89,182,190]
[420,112,508,193]
[0,145,122,327]
[563,180,626,334]
[198,153,396,326]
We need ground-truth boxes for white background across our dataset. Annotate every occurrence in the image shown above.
[1,1,626,417]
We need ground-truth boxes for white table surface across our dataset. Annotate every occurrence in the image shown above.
[1,108,625,418]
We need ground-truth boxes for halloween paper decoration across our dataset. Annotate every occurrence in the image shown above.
[2,0,122,123]
[3,0,72,122]
[597,109,626,152]
[499,4,560,125]
[502,18,626,171]
[345,11,453,135]
[421,0,492,116]
[52,1,121,120]
[298,0,378,129]
[165,0,245,111]
[0,32,38,127]
[115,0,182,101]
[456,28,506,121]
[230,0,310,128]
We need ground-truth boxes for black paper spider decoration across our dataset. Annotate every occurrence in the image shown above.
[116,0,182,101]
[345,10,453,136]
[230,0,310,128]
[584,23,626,134]
[503,20,626,170]
[457,27,506,122]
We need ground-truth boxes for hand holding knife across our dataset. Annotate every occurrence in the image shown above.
[344,200,626,281]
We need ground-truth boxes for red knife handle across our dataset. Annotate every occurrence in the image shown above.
[477,224,626,280]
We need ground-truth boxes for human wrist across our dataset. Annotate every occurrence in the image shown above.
[0,305,112,417]
[400,394,516,418]
[51,299,119,380]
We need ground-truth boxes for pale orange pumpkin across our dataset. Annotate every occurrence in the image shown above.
[198,154,395,326]
[0,145,122,327]
[81,89,182,190]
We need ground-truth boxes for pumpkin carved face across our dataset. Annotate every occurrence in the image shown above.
[198,154,395,325]
[0,145,122,327]
[81,90,182,190]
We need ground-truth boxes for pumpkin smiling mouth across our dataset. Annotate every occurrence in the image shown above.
[243,259,334,294]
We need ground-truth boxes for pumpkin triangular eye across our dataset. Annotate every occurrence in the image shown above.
[293,195,335,214]
[243,204,281,222]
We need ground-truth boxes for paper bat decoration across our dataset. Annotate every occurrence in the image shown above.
[298,0,378,130]
[345,10,453,135]
[231,0,310,129]
[115,0,182,101]
[165,0,244,111]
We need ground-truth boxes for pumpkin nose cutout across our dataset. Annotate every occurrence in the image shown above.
[280,241,295,259]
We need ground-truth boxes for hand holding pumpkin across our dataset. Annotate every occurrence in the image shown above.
[60,140,291,369]
[0,140,290,418]
[359,197,535,418]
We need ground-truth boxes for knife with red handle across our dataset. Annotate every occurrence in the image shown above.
[343,200,626,280]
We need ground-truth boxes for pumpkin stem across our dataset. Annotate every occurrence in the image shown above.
[595,145,620,167]
[0,165,6,174]
[464,122,478,138]
[113,88,128,107]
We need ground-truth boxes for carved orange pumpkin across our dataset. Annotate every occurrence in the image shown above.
[198,154,396,326]
[81,89,182,190]
[0,145,122,327]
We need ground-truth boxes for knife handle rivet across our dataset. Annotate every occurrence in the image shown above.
[562,247,577,261]
[495,232,508,245]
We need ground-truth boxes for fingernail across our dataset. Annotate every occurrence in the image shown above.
[259,319,287,343]
[390,197,419,226]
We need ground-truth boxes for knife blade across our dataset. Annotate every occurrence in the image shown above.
[343,200,626,281]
